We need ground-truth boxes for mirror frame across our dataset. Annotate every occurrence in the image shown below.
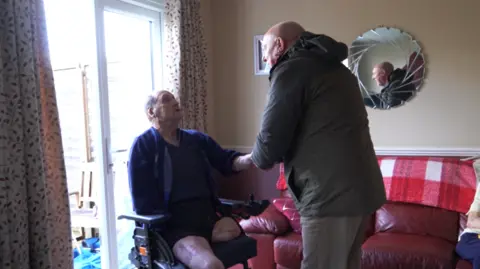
[348,26,427,109]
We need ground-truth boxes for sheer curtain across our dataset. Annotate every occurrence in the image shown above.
[164,0,209,132]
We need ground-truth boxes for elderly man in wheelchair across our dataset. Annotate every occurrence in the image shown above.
[119,90,269,269]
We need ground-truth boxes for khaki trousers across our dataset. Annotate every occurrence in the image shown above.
[300,215,367,269]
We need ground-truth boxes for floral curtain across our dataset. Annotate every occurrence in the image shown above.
[0,0,72,268]
[164,0,209,132]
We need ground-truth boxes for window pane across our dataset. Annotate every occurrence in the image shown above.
[44,0,94,69]
[104,11,154,154]
[103,10,155,269]
[53,68,85,191]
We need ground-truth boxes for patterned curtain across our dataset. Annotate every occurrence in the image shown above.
[0,0,72,268]
[164,0,208,132]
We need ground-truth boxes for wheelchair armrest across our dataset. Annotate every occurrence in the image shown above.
[118,213,170,226]
[219,198,244,209]
[218,196,270,219]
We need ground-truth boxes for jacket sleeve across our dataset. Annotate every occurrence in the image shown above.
[252,61,304,170]
[127,136,164,215]
[196,132,243,176]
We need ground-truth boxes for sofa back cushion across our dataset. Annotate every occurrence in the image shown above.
[375,202,459,243]
[280,190,291,198]
[240,204,291,235]
[272,198,302,234]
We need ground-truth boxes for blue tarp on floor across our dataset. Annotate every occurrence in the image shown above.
[72,234,134,269]
[73,238,101,269]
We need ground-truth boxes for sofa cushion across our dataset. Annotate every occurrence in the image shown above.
[376,202,459,243]
[362,233,456,269]
[456,259,473,269]
[274,232,302,269]
[244,233,276,269]
[272,198,301,234]
[240,204,290,235]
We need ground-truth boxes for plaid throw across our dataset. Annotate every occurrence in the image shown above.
[276,157,477,213]
[379,157,476,213]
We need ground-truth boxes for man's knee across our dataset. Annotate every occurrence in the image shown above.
[201,257,224,269]
[190,254,224,269]
[172,236,224,269]
[212,217,242,242]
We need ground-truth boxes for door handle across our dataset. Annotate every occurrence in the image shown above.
[111,149,127,154]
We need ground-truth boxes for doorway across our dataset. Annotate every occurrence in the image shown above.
[44,0,164,268]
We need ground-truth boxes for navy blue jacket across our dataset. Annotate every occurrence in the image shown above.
[127,127,242,215]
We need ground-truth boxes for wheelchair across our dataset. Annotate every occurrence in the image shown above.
[118,195,270,269]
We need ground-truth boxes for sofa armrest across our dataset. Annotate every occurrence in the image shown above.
[240,204,290,235]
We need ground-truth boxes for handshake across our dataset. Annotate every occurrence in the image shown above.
[233,153,254,171]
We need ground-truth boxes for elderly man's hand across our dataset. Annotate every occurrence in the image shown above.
[211,217,242,243]
[467,211,480,229]
[233,153,253,171]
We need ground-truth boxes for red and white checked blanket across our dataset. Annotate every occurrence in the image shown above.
[276,157,477,214]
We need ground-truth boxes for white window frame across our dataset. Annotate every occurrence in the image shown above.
[91,0,164,268]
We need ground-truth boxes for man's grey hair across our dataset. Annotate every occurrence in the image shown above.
[145,92,158,113]
[145,90,173,121]
[145,91,162,122]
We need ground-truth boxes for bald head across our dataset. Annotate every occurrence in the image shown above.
[374,62,394,75]
[262,21,305,67]
[266,21,305,43]
[372,62,394,87]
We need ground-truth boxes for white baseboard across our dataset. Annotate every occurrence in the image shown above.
[223,145,480,157]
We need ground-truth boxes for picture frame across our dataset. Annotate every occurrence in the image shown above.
[253,35,270,76]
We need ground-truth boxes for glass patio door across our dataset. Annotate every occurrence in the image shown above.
[92,0,163,268]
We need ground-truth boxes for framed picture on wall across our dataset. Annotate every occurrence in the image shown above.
[253,35,270,76]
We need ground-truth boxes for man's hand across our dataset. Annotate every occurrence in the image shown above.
[233,153,253,171]
[212,217,241,243]
[467,211,480,229]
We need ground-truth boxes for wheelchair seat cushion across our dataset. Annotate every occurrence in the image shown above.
[211,235,257,268]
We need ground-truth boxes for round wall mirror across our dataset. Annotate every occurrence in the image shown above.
[348,27,426,109]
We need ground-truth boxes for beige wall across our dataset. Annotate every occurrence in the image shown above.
[200,0,216,136]
[203,0,480,150]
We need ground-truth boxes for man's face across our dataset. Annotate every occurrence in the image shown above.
[151,91,183,122]
[262,34,283,68]
[372,67,388,87]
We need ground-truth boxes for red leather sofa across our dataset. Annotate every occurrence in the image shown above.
[238,192,472,269]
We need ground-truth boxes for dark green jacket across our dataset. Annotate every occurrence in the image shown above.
[252,32,386,217]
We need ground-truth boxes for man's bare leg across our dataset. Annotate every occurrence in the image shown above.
[212,217,242,243]
[172,236,224,269]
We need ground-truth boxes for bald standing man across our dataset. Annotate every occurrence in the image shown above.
[251,21,386,269]
[372,62,394,87]
[368,61,415,108]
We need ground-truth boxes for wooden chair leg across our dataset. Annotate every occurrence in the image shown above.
[72,232,82,254]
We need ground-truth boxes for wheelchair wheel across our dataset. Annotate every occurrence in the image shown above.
[150,231,175,264]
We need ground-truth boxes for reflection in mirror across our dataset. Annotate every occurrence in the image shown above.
[348,27,425,109]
